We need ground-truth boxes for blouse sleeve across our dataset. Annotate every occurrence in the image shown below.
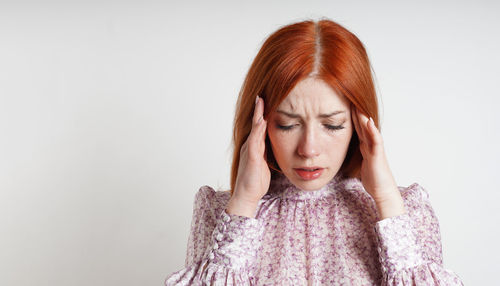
[373,183,464,285]
[164,186,265,285]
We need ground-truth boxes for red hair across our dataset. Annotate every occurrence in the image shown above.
[229,18,379,195]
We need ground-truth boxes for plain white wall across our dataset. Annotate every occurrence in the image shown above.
[1,0,498,285]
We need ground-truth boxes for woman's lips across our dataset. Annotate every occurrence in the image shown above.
[294,167,324,180]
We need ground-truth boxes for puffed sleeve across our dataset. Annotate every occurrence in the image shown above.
[373,183,464,285]
[164,186,265,285]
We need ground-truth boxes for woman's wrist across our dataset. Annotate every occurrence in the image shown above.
[226,196,259,218]
[375,192,406,220]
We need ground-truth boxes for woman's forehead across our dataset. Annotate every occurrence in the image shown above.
[278,88,349,114]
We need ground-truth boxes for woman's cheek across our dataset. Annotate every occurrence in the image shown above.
[269,130,296,157]
[274,132,294,150]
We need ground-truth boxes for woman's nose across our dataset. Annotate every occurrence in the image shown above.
[297,127,320,158]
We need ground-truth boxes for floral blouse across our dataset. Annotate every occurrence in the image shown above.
[165,171,464,285]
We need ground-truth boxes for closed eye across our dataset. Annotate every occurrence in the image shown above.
[277,124,295,131]
[277,124,345,132]
[324,124,344,131]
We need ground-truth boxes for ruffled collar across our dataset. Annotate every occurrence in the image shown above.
[265,171,345,201]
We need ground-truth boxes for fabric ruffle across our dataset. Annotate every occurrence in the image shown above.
[165,200,265,285]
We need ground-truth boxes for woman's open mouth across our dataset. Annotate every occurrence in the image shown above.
[293,167,324,180]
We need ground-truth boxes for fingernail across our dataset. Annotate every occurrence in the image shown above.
[369,117,373,125]
[255,95,260,105]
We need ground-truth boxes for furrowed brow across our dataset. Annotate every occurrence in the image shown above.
[277,110,345,118]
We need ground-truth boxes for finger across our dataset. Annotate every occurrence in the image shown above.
[249,97,266,157]
[356,108,372,145]
[359,111,380,148]
[358,110,372,146]
[252,95,263,126]
[258,114,267,139]
[366,117,383,148]
[241,97,261,157]
[256,101,268,149]
[259,119,268,153]
[252,113,266,146]
[248,96,263,141]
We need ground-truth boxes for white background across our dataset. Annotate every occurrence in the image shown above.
[1,0,498,285]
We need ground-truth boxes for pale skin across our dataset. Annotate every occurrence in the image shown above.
[226,77,406,220]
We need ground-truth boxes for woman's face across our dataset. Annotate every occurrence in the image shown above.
[267,77,353,191]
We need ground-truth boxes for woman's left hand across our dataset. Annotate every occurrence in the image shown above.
[351,105,406,219]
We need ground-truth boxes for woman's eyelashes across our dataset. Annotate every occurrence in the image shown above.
[324,124,345,131]
[276,123,345,133]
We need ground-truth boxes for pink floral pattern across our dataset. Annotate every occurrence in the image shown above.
[165,172,464,285]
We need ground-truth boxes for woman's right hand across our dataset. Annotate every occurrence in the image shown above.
[226,95,271,218]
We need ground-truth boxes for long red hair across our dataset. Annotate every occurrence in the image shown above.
[229,18,379,195]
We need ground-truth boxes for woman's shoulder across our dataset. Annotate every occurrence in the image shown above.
[337,177,430,203]
[397,182,432,205]
[340,175,428,194]
[193,185,232,211]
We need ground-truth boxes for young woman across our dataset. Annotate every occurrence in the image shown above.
[165,18,464,285]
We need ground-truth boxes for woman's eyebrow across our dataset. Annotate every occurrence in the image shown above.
[276,110,345,118]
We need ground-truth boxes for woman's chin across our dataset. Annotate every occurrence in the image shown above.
[290,176,329,191]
